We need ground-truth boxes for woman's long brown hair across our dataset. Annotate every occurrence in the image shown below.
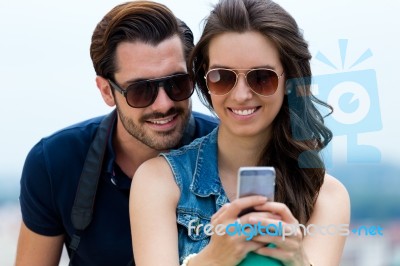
[189,0,333,224]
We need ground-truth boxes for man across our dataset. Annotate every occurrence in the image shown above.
[15,1,218,265]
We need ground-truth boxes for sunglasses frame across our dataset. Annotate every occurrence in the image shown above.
[108,73,194,108]
[204,68,284,97]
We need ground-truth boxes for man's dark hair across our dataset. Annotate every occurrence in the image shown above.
[90,1,194,80]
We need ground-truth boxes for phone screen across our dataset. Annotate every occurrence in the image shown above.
[236,167,275,217]
[237,167,275,201]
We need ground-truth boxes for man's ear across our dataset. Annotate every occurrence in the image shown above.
[96,76,115,107]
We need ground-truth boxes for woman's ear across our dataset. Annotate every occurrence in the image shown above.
[285,86,292,95]
[285,79,293,95]
[96,76,115,107]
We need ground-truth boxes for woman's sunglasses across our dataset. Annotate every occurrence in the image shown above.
[108,73,194,108]
[204,68,284,96]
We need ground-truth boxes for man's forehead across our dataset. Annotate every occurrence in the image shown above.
[114,36,187,84]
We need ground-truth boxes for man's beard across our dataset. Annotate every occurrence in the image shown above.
[116,104,191,150]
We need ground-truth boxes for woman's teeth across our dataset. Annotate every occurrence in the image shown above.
[231,108,256,116]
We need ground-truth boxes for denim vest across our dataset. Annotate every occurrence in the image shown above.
[161,128,283,265]
[161,128,227,263]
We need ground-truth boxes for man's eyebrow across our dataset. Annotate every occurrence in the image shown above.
[120,71,188,86]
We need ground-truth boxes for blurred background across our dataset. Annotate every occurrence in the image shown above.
[0,0,399,265]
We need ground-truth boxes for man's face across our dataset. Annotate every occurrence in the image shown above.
[112,35,191,150]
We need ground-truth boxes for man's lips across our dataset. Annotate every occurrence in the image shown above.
[145,114,179,131]
[146,115,175,125]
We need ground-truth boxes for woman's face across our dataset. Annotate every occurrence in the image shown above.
[206,31,285,140]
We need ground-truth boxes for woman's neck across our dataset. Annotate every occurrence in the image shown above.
[217,126,270,171]
[217,126,271,200]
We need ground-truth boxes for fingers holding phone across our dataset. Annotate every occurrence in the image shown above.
[212,195,269,225]
[235,167,300,240]
[200,168,279,265]
[202,195,269,265]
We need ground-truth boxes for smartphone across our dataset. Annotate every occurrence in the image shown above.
[236,167,276,216]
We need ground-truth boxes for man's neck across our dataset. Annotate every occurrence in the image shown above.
[112,124,160,179]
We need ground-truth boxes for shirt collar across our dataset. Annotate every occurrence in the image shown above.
[105,109,118,175]
[180,114,196,146]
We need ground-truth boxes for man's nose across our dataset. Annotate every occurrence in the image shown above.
[150,85,175,112]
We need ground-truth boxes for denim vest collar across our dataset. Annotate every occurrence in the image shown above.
[189,128,229,207]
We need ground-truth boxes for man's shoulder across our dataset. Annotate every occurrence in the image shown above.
[191,111,219,138]
[44,114,105,142]
[33,113,110,158]
[22,113,111,184]
[192,111,219,124]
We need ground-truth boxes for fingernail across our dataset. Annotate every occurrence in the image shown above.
[249,216,257,223]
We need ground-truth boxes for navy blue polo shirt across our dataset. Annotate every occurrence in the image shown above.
[19,110,218,266]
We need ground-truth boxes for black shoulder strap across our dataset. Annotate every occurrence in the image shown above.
[68,110,116,263]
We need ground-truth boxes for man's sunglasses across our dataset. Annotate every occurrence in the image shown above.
[108,73,194,108]
[204,68,284,97]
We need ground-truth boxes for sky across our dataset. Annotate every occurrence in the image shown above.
[1,0,399,186]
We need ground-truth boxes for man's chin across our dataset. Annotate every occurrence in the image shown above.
[145,131,183,150]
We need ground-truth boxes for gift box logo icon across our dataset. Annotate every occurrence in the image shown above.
[287,39,382,168]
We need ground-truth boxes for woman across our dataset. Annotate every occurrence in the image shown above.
[130,0,350,265]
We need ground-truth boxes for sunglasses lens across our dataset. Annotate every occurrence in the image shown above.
[206,69,279,96]
[164,74,194,101]
[125,82,157,108]
[124,74,193,108]
[206,69,237,95]
[247,69,278,96]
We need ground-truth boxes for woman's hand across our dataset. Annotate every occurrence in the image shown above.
[190,196,269,266]
[248,202,311,266]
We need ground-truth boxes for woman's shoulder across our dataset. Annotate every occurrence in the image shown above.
[135,156,172,179]
[133,157,175,188]
[304,173,351,230]
[132,156,180,202]
[320,173,349,200]
[312,173,350,222]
